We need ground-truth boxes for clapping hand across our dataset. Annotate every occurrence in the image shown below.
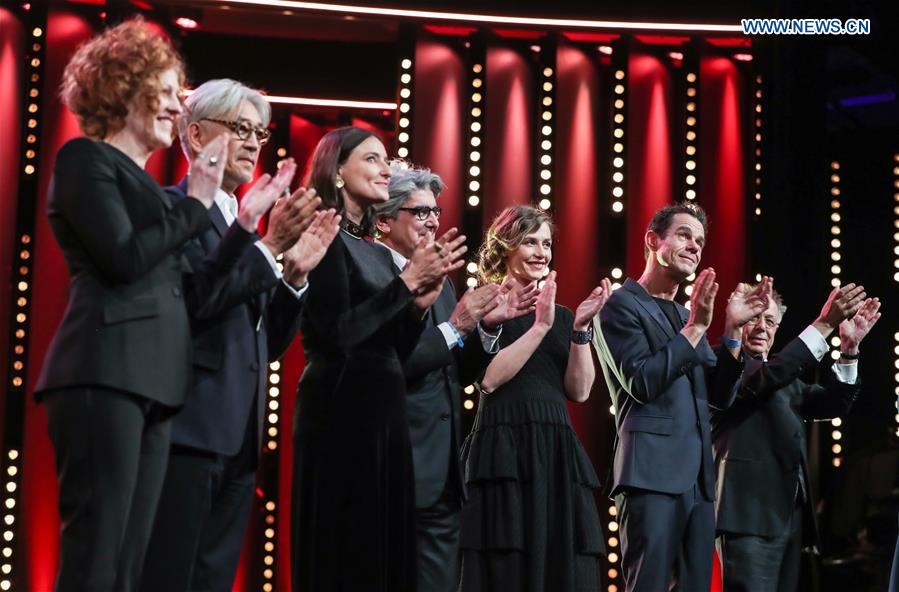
[236,158,298,233]
[839,297,881,354]
[686,268,719,333]
[482,277,540,329]
[282,209,341,288]
[726,276,772,329]
[261,185,323,256]
[186,133,229,209]
[813,282,866,335]
[449,283,503,336]
[574,278,613,330]
[533,271,557,332]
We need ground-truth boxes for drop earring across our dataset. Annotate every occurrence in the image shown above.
[335,176,345,189]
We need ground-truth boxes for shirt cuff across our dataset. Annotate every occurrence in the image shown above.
[477,323,502,354]
[832,361,858,384]
[254,241,282,279]
[281,278,308,299]
[798,325,829,361]
[437,322,458,350]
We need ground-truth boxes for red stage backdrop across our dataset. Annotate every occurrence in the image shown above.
[4,11,757,592]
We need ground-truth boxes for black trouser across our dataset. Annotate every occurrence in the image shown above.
[615,482,716,592]
[717,501,804,592]
[44,387,173,592]
[415,481,462,592]
[141,412,257,592]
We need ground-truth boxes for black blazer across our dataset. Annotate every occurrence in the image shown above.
[593,278,742,498]
[166,179,304,456]
[402,278,493,509]
[35,138,255,406]
[711,336,859,544]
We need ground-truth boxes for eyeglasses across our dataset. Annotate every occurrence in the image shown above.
[748,314,780,329]
[201,118,271,145]
[398,206,442,221]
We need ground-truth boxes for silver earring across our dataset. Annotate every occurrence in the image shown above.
[335,176,345,189]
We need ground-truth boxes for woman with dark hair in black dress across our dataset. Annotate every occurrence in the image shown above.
[291,127,467,591]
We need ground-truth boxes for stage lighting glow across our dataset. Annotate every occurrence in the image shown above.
[223,1,743,32]
[598,45,614,55]
[733,53,753,62]
[174,16,199,29]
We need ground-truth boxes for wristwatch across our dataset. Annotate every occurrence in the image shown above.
[571,325,594,345]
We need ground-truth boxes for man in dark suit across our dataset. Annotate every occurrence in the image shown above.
[592,203,769,591]
[712,284,880,592]
[373,164,535,592]
[141,79,338,592]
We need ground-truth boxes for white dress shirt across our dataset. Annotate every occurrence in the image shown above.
[797,325,858,383]
[214,188,307,299]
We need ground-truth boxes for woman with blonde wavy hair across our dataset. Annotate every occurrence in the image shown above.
[459,205,612,591]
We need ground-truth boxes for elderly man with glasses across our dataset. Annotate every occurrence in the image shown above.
[141,79,339,592]
[711,282,881,592]
[372,163,537,592]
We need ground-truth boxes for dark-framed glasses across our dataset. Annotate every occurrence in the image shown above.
[748,314,780,329]
[201,118,271,145]
[398,206,442,221]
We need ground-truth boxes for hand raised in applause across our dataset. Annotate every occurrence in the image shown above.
[282,209,341,288]
[235,159,299,234]
[449,283,502,336]
[813,282,866,336]
[482,277,540,330]
[574,278,613,331]
[839,297,881,355]
[725,276,772,331]
[402,227,467,296]
[261,185,322,256]
[533,271,557,332]
[186,134,229,209]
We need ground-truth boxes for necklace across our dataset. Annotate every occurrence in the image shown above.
[340,218,365,239]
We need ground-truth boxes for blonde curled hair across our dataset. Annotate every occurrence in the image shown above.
[476,205,554,285]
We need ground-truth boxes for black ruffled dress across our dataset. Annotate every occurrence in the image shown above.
[460,305,605,591]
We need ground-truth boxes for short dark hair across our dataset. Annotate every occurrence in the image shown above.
[647,202,708,237]
[644,202,709,260]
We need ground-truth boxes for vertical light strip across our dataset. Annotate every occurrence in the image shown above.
[396,54,414,159]
[261,358,281,591]
[604,42,626,592]
[679,65,699,307]
[683,68,698,203]
[610,65,627,215]
[536,40,556,212]
[2,7,47,589]
[462,36,487,415]
[606,503,621,592]
[892,154,899,438]
[463,53,486,289]
[752,74,763,218]
[828,159,843,468]
[258,243,287,592]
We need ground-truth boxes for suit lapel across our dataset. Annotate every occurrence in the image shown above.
[102,143,173,210]
[208,204,230,237]
[625,278,676,341]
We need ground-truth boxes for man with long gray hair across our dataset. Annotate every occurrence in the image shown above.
[373,162,537,592]
[141,79,339,592]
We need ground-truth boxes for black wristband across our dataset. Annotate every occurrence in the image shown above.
[571,326,594,345]
[839,351,859,360]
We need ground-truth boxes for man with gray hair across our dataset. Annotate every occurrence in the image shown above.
[141,79,338,592]
[712,282,880,592]
[373,163,537,592]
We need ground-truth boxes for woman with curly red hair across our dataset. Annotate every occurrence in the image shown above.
[34,18,293,591]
